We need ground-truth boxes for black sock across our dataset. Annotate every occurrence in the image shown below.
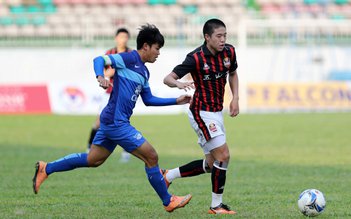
[211,161,228,194]
[179,159,207,177]
[87,128,98,149]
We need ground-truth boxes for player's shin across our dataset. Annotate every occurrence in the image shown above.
[211,160,228,208]
[145,165,172,206]
[166,159,209,183]
[45,153,89,175]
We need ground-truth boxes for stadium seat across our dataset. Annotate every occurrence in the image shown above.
[0,17,13,26]
[15,16,30,26]
[183,5,198,14]
[4,0,22,6]
[36,25,52,36]
[43,5,57,13]
[38,0,54,4]
[0,6,10,16]
[22,25,36,36]
[0,0,349,43]
[32,16,47,25]
[27,6,41,13]
[10,5,26,14]
[334,0,348,5]
[4,25,19,36]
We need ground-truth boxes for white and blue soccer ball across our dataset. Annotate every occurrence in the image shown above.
[298,189,326,217]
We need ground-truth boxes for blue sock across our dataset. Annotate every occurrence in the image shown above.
[145,165,172,206]
[45,153,88,175]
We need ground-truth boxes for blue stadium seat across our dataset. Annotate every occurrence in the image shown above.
[10,6,26,14]
[15,16,30,26]
[32,16,47,26]
[183,5,197,14]
[0,17,13,26]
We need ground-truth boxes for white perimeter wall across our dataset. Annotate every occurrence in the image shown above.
[0,46,350,114]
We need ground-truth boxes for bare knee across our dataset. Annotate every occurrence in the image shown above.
[144,150,158,167]
[220,151,230,162]
[87,145,111,167]
[211,144,231,163]
[88,159,105,167]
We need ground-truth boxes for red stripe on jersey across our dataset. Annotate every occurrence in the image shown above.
[217,55,225,111]
[200,52,209,74]
[217,54,224,71]
[193,52,200,72]
[210,56,218,110]
[193,53,201,110]
[193,52,207,110]
[200,52,211,111]
[229,47,234,62]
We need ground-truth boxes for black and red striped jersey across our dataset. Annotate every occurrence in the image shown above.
[173,43,238,112]
[104,47,131,94]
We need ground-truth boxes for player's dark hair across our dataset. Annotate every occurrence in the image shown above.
[136,24,164,50]
[203,18,226,37]
[116,27,130,37]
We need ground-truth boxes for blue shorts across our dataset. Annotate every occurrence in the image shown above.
[92,122,146,153]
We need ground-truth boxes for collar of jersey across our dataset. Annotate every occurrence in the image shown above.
[201,42,228,57]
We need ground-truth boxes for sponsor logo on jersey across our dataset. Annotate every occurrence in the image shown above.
[203,62,210,70]
[215,73,223,79]
[209,123,217,132]
[223,57,231,69]
[203,75,211,81]
[131,85,142,102]
[134,133,142,140]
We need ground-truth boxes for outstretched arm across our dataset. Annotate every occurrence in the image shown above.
[93,55,113,89]
[228,70,239,117]
[141,87,191,106]
[164,72,194,91]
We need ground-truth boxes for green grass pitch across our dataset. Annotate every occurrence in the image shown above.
[0,113,350,218]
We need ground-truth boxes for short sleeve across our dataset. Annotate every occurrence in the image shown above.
[229,47,238,73]
[172,53,196,79]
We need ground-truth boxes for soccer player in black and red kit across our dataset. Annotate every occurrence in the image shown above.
[163,19,239,215]
[87,28,132,162]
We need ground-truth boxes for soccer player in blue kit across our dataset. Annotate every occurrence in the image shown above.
[32,24,192,212]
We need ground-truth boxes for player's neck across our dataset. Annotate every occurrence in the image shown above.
[117,45,127,53]
[206,44,217,56]
[137,50,147,63]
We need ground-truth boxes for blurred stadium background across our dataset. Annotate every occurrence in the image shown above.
[0,0,351,114]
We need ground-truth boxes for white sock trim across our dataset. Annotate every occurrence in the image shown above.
[213,162,228,171]
[211,192,223,208]
[166,168,180,182]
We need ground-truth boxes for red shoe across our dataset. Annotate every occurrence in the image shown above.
[208,203,237,215]
[164,194,192,212]
[160,169,171,188]
[32,161,48,194]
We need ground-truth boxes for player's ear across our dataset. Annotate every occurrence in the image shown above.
[142,43,150,51]
[204,33,211,41]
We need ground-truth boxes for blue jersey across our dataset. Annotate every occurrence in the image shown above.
[93,50,177,127]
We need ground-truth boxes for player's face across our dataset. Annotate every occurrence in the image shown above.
[115,32,129,48]
[145,43,161,63]
[205,26,227,54]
